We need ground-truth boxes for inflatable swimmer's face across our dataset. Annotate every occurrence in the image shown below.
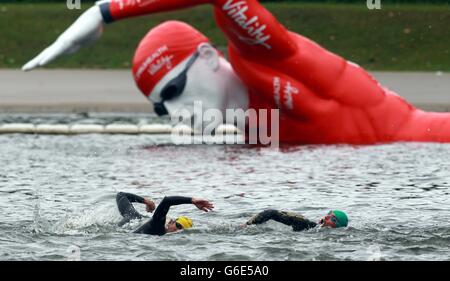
[150,45,227,118]
[133,21,231,126]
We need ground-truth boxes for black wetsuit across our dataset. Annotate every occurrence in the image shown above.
[246,209,317,231]
[116,192,192,236]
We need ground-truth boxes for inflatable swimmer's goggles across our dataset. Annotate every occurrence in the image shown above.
[153,51,200,116]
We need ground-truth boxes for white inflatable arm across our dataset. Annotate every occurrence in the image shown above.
[22,1,108,71]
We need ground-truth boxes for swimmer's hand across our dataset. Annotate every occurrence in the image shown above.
[22,5,104,71]
[144,198,155,213]
[192,198,214,212]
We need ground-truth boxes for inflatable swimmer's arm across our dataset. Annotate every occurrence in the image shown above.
[22,0,213,71]
[22,2,106,71]
[212,0,298,59]
[22,0,296,71]
[102,0,211,22]
[102,0,297,59]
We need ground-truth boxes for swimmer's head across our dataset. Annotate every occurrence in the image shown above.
[132,21,246,125]
[166,216,193,233]
[319,210,348,228]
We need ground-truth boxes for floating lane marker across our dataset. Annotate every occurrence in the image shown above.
[216,124,242,135]
[70,124,105,134]
[0,123,36,133]
[172,124,195,135]
[104,124,139,134]
[0,123,242,135]
[35,124,70,134]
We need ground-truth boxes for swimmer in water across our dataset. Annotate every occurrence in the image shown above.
[116,192,214,235]
[244,209,348,231]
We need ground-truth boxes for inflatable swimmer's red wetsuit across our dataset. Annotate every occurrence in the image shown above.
[100,0,450,144]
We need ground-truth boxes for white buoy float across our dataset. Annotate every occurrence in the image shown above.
[216,124,241,135]
[0,123,36,134]
[70,124,105,134]
[104,124,139,134]
[35,124,70,134]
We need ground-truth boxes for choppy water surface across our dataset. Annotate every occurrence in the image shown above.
[1,114,450,261]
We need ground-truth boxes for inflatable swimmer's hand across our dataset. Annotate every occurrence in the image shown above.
[192,198,214,212]
[22,5,104,71]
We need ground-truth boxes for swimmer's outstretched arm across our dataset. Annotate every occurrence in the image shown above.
[246,209,317,231]
[152,196,193,220]
[151,196,214,224]
[246,209,290,225]
[23,0,296,70]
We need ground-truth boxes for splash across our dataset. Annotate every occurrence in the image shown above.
[51,204,123,235]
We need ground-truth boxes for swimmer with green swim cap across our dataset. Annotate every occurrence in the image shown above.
[319,210,349,228]
[245,209,349,231]
[116,192,213,236]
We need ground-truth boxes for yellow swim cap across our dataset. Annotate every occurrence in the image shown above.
[176,216,193,229]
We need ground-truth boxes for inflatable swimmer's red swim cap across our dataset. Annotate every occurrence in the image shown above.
[132,21,209,97]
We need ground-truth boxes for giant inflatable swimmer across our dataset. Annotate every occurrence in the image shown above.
[23,0,450,144]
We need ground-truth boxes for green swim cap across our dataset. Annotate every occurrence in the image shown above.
[332,210,348,228]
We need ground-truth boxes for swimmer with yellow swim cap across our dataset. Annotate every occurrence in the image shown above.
[116,192,213,235]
